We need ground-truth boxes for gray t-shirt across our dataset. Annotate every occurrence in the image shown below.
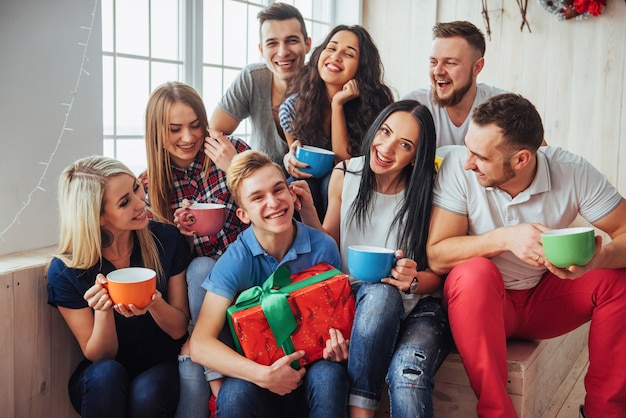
[402,83,507,147]
[217,62,288,165]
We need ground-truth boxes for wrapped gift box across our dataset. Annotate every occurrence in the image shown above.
[227,263,355,367]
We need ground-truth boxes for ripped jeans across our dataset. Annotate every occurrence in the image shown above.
[348,282,452,418]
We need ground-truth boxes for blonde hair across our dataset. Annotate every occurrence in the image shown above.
[226,150,284,206]
[56,156,164,281]
[144,81,209,222]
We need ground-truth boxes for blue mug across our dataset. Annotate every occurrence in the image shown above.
[348,245,396,282]
[295,145,335,178]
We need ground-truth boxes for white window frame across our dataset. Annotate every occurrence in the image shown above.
[103,0,361,174]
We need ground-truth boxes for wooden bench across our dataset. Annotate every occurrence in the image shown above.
[0,247,81,418]
[374,323,589,417]
[2,248,589,417]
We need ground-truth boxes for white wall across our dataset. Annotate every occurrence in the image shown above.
[0,0,102,256]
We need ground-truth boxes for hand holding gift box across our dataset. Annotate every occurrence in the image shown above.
[228,263,355,368]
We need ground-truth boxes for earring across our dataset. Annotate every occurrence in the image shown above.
[101,229,114,248]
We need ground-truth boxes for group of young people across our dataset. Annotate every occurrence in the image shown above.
[46,3,626,418]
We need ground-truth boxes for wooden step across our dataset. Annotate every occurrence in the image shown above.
[374,323,590,417]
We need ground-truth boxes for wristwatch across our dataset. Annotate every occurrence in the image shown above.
[405,277,419,295]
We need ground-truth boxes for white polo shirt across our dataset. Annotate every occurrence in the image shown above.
[433,146,622,289]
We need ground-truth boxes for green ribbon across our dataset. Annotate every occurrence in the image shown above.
[227,265,341,369]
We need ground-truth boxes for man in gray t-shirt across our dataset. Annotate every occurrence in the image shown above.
[402,21,506,148]
[208,3,311,166]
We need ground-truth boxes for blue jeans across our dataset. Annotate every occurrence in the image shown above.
[348,283,452,417]
[216,359,348,418]
[68,359,179,417]
[386,297,452,418]
[187,256,216,324]
[348,282,404,410]
[176,256,217,418]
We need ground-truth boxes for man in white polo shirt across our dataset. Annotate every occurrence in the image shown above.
[427,93,626,418]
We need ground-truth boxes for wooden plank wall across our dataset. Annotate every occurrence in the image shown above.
[0,262,81,418]
[364,0,626,195]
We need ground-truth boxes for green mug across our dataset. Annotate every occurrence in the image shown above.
[541,227,595,268]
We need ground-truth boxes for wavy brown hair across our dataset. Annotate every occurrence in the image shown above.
[286,25,394,156]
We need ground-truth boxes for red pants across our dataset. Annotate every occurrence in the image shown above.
[443,257,626,418]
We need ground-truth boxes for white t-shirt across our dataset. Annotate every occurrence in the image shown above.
[402,83,507,147]
[340,156,423,316]
[433,146,622,290]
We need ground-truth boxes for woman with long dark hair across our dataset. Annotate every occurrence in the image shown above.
[294,100,452,418]
[280,25,394,220]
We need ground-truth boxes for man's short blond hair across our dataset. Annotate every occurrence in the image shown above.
[227,150,285,205]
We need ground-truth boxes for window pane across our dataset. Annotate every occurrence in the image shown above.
[105,0,339,167]
[103,56,114,136]
[151,0,180,60]
[310,21,331,47]
[223,68,241,93]
[247,5,263,64]
[117,139,148,175]
[102,0,113,52]
[116,0,149,56]
[116,58,150,136]
[203,66,224,114]
[204,1,224,64]
[233,118,250,140]
[151,62,182,89]
[223,2,248,68]
[294,0,313,19]
[103,138,115,158]
[312,0,331,22]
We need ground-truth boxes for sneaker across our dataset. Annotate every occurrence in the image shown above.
[579,405,586,418]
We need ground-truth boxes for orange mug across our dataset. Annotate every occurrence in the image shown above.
[177,203,226,236]
[105,267,156,309]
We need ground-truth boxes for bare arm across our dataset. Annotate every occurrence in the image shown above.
[209,107,240,136]
[591,199,626,268]
[545,199,626,279]
[59,275,118,361]
[427,206,549,275]
[190,292,306,395]
[143,270,190,340]
[330,80,359,162]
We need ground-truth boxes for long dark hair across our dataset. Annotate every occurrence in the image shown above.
[347,100,436,268]
[286,25,394,155]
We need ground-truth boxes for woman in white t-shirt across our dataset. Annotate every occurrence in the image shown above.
[293,100,452,418]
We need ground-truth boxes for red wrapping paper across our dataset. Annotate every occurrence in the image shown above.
[228,263,355,367]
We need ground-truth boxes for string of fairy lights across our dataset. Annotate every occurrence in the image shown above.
[0,0,99,242]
